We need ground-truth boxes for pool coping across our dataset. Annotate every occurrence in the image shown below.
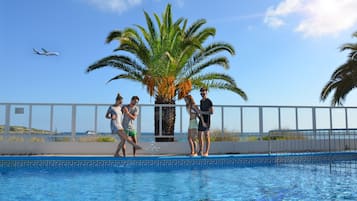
[1,152,357,170]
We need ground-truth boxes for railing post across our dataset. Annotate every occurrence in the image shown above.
[159,105,162,137]
[221,106,224,137]
[312,107,316,140]
[295,107,298,130]
[94,105,98,133]
[268,131,271,155]
[345,107,349,148]
[240,107,243,136]
[137,105,142,137]
[259,107,263,140]
[278,107,281,131]
[50,105,54,133]
[71,104,76,141]
[29,104,32,134]
[180,106,183,135]
[329,107,332,152]
[5,104,10,135]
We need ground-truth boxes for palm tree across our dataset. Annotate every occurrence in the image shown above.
[86,4,247,141]
[321,31,357,105]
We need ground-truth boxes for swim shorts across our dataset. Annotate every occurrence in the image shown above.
[125,129,137,137]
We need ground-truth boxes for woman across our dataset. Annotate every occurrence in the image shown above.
[184,95,207,156]
[106,93,142,157]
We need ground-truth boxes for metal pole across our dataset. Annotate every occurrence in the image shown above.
[259,107,263,141]
[312,108,316,140]
[278,107,281,131]
[137,105,142,138]
[71,104,76,141]
[329,108,332,153]
[5,104,10,135]
[221,106,224,137]
[180,106,183,135]
[159,105,162,137]
[50,105,54,133]
[29,104,32,134]
[240,107,243,136]
[345,107,349,150]
[94,105,98,133]
[295,107,298,130]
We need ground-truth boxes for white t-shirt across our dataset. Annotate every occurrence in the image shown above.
[107,105,123,132]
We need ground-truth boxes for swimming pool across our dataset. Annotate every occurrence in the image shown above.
[1,153,357,201]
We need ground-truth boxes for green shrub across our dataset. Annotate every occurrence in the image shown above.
[265,131,305,141]
[210,129,240,142]
[8,136,25,142]
[30,137,45,143]
[96,136,116,142]
[77,136,116,142]
[54,137,71,142]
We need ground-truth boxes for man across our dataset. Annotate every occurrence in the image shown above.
[122,96,140,156]
[106,93,141,157]
[198,87,213,156]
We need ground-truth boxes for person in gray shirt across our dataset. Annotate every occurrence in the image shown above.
[122,96,140,156]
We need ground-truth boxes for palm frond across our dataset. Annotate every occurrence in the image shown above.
[184,57,230,78]
[185,19,207,38]
[321,59,357,105]
[106,30,122,44]
[86,55,145,73]
[107,73,143,83]
[194,80,247,100]
[144,11,157,42]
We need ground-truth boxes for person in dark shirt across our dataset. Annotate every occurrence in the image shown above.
[198,87,214,156]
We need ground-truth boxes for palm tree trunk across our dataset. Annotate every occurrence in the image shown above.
[154,97,176,142]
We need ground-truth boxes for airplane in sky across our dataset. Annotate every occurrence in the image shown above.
[33,48,59,56]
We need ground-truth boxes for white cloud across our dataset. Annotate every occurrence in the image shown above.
[264,0,357,37]
[86,0,142,14]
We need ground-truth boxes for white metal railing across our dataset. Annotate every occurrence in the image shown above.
[1,103,357,153]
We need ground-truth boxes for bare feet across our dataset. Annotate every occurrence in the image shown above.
[190,153,197,156]
[202,153,209,157]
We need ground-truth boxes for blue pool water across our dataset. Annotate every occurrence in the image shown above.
[1,162,357,201]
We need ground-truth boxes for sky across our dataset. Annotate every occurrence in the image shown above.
[1,0,357,107]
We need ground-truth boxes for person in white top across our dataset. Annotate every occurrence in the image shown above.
[106,93,142,157]
[184,95,207,156]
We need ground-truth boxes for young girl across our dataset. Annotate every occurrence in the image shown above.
[184,95,207,156]
[106,93,142,157]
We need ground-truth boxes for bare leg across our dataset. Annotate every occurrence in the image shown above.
[118,130,142,150]
[188,129,197,156]
[198,131,204,155]
[122,142,126,157]
[115,134,125,157]
[203,131,210,156]
[131,136,137,156]
[188,129,197,155]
